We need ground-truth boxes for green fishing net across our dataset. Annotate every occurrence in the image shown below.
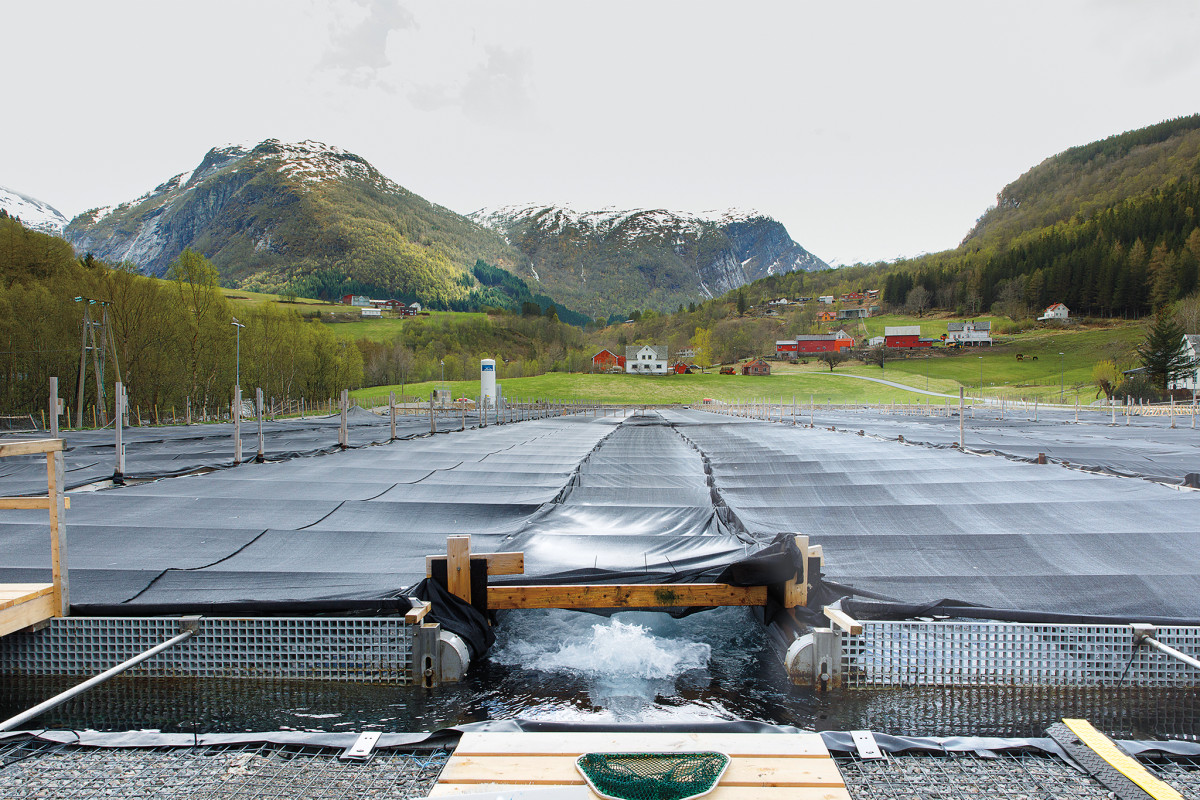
[575,751,731,800]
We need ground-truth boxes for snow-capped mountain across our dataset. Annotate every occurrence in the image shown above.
[63,140,517,303]
[0,186,69,234]
[470,203,827,315]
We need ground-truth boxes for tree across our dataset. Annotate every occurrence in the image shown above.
[1091,360,1120,399]
[691,327,713,372]
[1137,307,1196,391]
[905,286,931,317]
[736,290,747,316]
[817,350,846,371]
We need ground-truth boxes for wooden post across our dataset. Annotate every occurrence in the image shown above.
[113,382,125,480]
[233,386,243,465]
[430,394,437,434]
[340,389,349,448]
[49,377,60,439]
[256,388,265,462]
[46,449,69,617]
[784,534,810,608]
[389,391,397,440]
[958,387,965,449]
[446,535,471,604]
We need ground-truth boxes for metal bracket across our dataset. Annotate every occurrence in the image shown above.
[339,730,382,761]
[178,615,202,634]
[851,730,884,760]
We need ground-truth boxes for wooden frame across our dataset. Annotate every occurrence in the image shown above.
[0,438,68,636]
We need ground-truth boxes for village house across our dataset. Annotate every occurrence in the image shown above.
[1170,335,1200,392]
[741,358,771,376]
[1038,302,1069,321]
[817,310,837,323]
[625,345,669,374]
[767,298,789,307]
[591,349,626,372]
[947,320,993,346]
[818,295,835,305]
[837,308,869,320]
[341,294,371,307]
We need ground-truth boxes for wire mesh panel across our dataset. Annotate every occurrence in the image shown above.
[0,618,413,683]
[0,737,450,800]
[835,751,1118,800]
[842,622,1200,688]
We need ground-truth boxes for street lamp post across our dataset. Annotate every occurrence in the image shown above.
[231,318,245,388]
[1059,352,1065,403]
[978,356,983,402]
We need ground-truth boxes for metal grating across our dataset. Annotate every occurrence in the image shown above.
[0,618,413,683]
[835,751,1119,799]
[842,622,1200,688]
[0,737,450,799]
[1139,754,1200,796]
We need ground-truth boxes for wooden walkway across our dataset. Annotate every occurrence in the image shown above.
[428,731,850,799]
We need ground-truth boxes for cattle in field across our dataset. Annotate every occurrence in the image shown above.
[1016,354,1024,361]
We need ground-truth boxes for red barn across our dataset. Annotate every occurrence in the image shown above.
[777,333,854,358]
[884,326,932,348]
[592,349,625,371]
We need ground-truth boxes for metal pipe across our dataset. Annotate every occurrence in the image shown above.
[1143,635,1200,671]
[0,623,198,732]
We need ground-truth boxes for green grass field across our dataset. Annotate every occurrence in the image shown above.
[329,311,489,342]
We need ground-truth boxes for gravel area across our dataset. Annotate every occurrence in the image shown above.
[0,738,449,799]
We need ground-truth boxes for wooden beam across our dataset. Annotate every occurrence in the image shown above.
[0,439,63,457]
[435,754,845,788]
[452,731,830,758]
[0,497,70,510]
[487,584,768,610]
[46,450,68,617]
[823,606,863,635]
[445,535,472,604]
[404,599,431,624]
[426,551,524,578]
[0,592,56,639]
[0,584,54,612]
[784,535,808,609]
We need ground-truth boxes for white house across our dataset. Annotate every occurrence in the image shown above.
[409,302,423,313]
[1038,302,1069,321]
[1170,335,1200,392]
[625,345,669,374]
[361,307,381,317]
[947,320,992,346]
[767,297,789,306]
[868,335,885,347]
[818,295,835,305]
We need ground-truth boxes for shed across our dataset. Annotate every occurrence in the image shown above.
[741,358,771,376]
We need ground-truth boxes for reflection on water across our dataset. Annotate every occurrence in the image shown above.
[0,607,1196,740]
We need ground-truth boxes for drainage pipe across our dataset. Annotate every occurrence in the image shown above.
[0,619,199,732]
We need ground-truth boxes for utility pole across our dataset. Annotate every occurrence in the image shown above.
[231,318,245,389]
[1059,352,1065,403]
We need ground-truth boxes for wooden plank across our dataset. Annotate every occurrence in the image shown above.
[436,755,844,788]
[0,584,54,611]
[404,599,431,624]
[0,497,67,510]
[426,552,525,578]
[446,535,472,604]
[429,784,850,799]
[823,607,863,635]
[0,439,63,457]
[487,584,768,610]
[453,732,829,758]
[0,592,56,638]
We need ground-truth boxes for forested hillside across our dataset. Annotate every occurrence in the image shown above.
[1,213,362,416]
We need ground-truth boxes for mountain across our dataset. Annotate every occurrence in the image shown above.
[469,203,827,316]
[63,140,522,308]
[964,114,1200,250]
[0,186,68,234]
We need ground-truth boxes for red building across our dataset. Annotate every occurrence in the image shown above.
[592,349,626,371]
[741,358,772,376]
[884,326,933,349]
[776,333,854,358]
[671,362,690,374]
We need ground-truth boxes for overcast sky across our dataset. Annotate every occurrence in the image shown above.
[5,1,1199,264]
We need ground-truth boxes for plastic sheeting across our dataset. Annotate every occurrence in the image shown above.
[0,407,473,495]
[668,409,1200,623]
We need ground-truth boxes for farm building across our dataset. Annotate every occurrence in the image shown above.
[360,307,381,317]
[947,320,992,346]
[741,358,771,376]
[625,344,669,374]
[341,294,371,307]
[671,362,690,374]
[837,308,869,320]
[884,325,934,349]
[817,310,837,323]
[776,331,854,358]
[591,349,625,371]
[1038,302,1069,321]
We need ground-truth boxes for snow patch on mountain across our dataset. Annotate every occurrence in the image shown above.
[470,203,769,240]
[0,186,69,233]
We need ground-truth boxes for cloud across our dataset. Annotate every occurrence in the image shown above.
[408,45,534,123]
[320,0,416,77]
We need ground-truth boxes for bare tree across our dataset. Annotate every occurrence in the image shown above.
[905,286,932,317]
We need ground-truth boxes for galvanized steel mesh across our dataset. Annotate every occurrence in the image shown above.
[0,618,413,682]
[842,622,1200,688]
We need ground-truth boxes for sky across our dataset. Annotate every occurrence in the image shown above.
[4,0,1200,265]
